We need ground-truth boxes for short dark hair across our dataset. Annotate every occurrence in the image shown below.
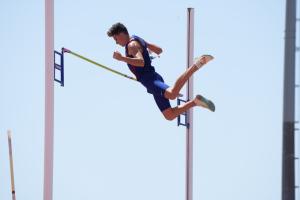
[107,22,129,37]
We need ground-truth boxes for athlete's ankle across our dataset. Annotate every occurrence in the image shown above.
[191,64,198,69]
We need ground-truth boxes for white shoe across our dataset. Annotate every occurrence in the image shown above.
[194,55,214,69]
[194,94,215,112]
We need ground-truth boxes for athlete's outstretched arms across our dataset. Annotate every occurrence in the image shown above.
[113,41,145,67]
[147,42,163,55]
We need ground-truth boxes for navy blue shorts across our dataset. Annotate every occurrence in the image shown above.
[139,72,171,112]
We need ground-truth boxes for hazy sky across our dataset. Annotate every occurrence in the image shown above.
[1,1,298,200]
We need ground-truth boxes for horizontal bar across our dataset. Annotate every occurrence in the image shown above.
[178,99,188,103]
[54,50,62,56]
[54,64,61,70]
[54,78,62,83]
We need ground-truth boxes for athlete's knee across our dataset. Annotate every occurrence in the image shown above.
[164,114,175,121]
[169,93,177,100]
[165,88,178,100]
[162,108,176,121]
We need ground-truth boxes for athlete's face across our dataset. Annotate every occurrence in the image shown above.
[113,32,129,47]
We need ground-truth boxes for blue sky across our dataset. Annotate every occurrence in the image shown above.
[1,0,298,200]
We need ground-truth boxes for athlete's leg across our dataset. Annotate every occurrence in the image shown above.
[162,100,196,121]
[153,92,195,121]
[162,94,215,121]
[164,55,213,100]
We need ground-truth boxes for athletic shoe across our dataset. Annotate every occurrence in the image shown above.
[194,94,215,112]
[194,55,214,69]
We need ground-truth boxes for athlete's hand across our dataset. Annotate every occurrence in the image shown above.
[148,49,160,58]
[113,51,123,61]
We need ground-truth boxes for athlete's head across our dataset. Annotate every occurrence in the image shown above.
[107,22,130,47]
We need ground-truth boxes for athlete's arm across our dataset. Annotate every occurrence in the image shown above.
[147,42,163,55]
[113,41,145,67]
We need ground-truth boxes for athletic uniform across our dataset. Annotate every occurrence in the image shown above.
[125,35,171,112]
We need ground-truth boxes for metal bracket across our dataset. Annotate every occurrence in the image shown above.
[177,97,189,128]
[54,48,64,86]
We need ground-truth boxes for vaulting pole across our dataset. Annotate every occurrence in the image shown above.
[62,48,137,81]
[7,130,16,200]
[186,7,194,200]
[44,0,54,200]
